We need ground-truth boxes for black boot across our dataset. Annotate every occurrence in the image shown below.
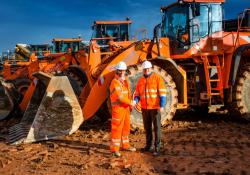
[141,145,154,152]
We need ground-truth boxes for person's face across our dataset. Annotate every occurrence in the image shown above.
[116,70,126,78]
[143,68,152,76]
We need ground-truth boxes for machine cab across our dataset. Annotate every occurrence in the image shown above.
[91,19,131,45]
[52,38,83,53]
[161,0,224,54]
[30,44,51,56]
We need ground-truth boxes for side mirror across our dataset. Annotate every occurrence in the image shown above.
[192,3,200,17]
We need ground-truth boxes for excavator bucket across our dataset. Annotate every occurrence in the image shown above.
[8,72,83,145]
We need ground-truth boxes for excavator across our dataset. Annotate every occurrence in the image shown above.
[2,1,250,145]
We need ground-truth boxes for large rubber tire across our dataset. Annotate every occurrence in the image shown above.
[0,78,29,121]
[62,68,87,97]
[95,99,112,122]
[127,64,178,129]
[13,78,31,96]
[4,78,31,104]
[231,64,250,119]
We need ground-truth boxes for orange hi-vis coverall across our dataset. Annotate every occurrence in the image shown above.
[109,75,132,152]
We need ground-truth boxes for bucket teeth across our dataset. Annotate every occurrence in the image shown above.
[8,124,29,144]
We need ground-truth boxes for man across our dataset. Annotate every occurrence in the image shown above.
[109,61,136,157]
[134,60,167,156]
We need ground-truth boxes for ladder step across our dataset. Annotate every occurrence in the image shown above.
[208,66,218,69]
[209,79,220,82]
[211,88,221,91]
[211,93,220,96]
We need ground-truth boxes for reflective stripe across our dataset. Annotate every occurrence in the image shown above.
[146,89,157,93]
[160,94,167,97]
[141,94,158,99]
[159,89,167,92]
[150,94,157,98]
[122,140,129,143]
[115,87,122,91]
[112,142,120,146]
[112,118,120,122]
[118,96,125,101]
[122,136,129,139]
[112,138,121,142]
[110,86,128,95]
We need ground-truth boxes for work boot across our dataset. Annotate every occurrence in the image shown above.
[140,146,153,152]
[112,152,121,157]
[123,147,136,152]
[153,147,160,156]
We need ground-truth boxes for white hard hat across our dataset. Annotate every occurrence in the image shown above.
[115,61,127,70]
[142,60,152,69]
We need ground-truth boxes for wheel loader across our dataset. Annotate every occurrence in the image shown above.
[2,37,84,81]
[1,19,134,121]
[3,1,250,145]
[81,1,249,127]
[0,44,51,119]
[0,38,85,120]
[0,20,135,144]
[0,19,134,123]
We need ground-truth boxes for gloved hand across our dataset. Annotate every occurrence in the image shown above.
[129,100,136,112]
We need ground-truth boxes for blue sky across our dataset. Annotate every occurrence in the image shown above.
[0,0,249,52]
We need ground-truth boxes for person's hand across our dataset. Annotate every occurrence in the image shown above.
[130,100,136,107]
[132,100,137,107]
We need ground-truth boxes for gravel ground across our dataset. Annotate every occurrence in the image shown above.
[0,110,250,175]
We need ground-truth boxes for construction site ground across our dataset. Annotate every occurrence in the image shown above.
[0,108,250,175]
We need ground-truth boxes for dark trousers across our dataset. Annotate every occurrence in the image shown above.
[142,109,161,149]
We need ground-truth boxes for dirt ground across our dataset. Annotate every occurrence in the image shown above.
[0,110,250,175]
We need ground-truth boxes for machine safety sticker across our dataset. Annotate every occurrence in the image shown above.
[98,76,105,86]
[240,36,250,43]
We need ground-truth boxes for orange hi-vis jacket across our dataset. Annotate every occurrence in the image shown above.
[110,76,132,108]
[134,73,167,109]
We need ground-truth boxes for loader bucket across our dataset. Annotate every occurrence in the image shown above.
[8,74,83,145]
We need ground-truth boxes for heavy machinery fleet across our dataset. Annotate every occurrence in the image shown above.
[0,0,249,144]
[2,37,84,81]
[0,38,85,118]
